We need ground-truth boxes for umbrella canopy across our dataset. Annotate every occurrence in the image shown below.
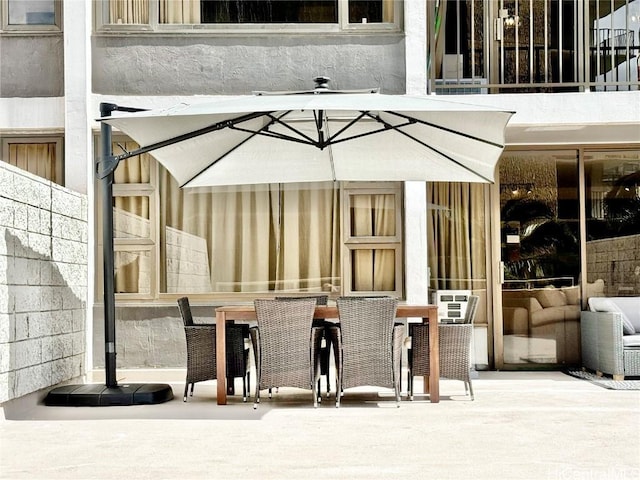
[102,90,514,186]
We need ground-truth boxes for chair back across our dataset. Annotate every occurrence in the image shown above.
[254,298,317,390]
[336,296,398,389]
[464,295,479,324]
[177,297,194,326]
[275,295,328,306]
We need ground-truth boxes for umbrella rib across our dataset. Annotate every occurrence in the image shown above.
[266,112,321,146]
[109,111,274,164]
[180,112,287,187]
[323,113,415,146]
[385,111,506,149]
[362,112,494,183]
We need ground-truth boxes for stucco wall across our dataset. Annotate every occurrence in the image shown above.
[0,35,64,97]
[92,34,406,95]
[0,163,87,403]
[92,304,208,369]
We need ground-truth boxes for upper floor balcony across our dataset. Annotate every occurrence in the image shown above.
[428,0,639,94]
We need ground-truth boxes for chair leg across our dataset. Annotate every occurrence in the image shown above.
[313,375,319,409]
[325,372,331,398]
[190,383,195,397]
[468,381,474,401]
[246,371,251,401]
[183,383,189,402]
[409,372,414,401]
[242,375,247,403]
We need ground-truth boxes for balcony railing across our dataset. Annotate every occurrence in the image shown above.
[428,0,640,94]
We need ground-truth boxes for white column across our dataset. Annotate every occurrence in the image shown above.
[63,0,93,370]
[404,0,427,96]
[63,0,91,194]
[404,1,429,304]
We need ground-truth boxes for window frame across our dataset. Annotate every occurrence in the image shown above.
[1,135,64,184]
[94,0,402,34]
[95,134,159,300]
[341,182,403,298]
[1,0,62,33]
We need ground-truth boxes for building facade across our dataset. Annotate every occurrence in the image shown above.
[1,0,639,399]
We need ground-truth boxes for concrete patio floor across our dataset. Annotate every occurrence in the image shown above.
[1,370,639,480]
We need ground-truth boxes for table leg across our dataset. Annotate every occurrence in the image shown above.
[216,310,227,405]
[426,315,440,403]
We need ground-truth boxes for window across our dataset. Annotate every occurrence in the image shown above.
[158,176,342,295]
[342,183,403,297]
[98,0,400,31]
[96,138,405,300]
[585,149,640,296]
[96,140,156,298]
[1,137,63,184]
[2,0,61,31]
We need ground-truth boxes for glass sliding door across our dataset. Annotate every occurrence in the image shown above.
[585,149,640,296]
[498,150,581,367]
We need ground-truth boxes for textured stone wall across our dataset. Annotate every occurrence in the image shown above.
[0,163,87,403]
[586,235,640,296]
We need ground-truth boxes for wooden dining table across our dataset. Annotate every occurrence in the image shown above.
[214,304,440,405]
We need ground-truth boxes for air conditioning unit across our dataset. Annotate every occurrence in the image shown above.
[434,290,472,323]
[435,78,488,95]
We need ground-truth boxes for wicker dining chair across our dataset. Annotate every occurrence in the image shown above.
[251,298,323,408]
[407,295,478,400]
[276,295,332,399]
[333,296,404,407]
[177,297,251,402]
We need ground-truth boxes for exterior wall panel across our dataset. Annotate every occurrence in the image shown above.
[0,36,64,97]
[92,35,406,95]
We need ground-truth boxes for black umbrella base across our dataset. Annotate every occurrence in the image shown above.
[44,383,174,407]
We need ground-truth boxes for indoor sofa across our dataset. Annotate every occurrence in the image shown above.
[503,285,582,365]
[581,297,640,380]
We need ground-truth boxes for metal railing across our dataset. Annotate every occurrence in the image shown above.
[429,0,640,94]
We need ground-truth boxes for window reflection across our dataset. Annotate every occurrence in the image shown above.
[585,150,640,296]
[8,0,55,25]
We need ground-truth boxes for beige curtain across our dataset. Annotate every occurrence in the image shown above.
[109,0,149,24]
[382,0,394,22]
[352,194,396,291]
[428,183,486,290]
[7,143,56,182]
[159,0,200,24]
[160,171,341,294]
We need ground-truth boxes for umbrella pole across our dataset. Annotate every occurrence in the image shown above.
[100,103,118,388]
[43,103,173,405]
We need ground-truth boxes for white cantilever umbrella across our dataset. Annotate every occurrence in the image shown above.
[101,87,514,187]
[53,82,513,407]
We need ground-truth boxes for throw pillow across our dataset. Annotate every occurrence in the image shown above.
[560,286,580,305]
[534,288,567,308]
[588,297,636,335]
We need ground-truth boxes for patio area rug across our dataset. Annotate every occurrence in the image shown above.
[563,369,640,390]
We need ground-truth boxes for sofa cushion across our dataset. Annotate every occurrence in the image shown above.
[606,297,640,332]
[534,288,567,308]
[622,334,640,348]
[560,286,580,305]
[589,297,636,335]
